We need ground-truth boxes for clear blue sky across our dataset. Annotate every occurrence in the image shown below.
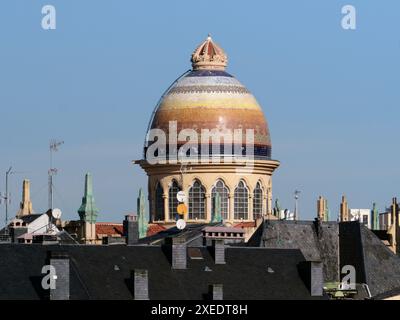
[0,0,399,226]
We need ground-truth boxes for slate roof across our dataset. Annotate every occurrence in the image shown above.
[18,214,44,224]
[253,219,400,298]
[340,222,400,297]
[138,223,221,246]
[0,244,323,300]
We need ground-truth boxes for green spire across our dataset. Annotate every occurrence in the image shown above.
[78,173,99,224]
[212,192,222,223]
[137,188,148,238]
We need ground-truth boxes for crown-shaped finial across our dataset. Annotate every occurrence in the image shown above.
[191,35,228,71]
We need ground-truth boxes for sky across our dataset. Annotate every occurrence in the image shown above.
[0,0,399,226]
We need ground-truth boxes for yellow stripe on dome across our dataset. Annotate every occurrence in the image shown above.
[159,94,262,111]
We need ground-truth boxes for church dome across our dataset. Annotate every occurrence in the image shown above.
[146,35,272,159]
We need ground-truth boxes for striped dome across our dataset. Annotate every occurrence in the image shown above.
[146,36,272,159]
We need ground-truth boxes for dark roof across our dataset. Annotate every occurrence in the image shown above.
[56,231,79,245]
[359,224,400,297]
[255,219,400,298]
[259,220,339,282]
[0,244,322,300]
[19,214,44,224]
[138,223,221,245]
[371,286,400,300]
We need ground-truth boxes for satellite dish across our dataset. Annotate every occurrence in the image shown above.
[177,203,188,216]
[176,219,186,230]
[52,208,62,219]
[177,191,186,203]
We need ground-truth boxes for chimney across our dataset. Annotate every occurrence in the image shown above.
[340,196,349,222]
[391,198,397,228]
[170,236,187,269]
[10,224,28,243]
[310,261,323,296]
[298,261,323,297]
[209,284,223,300]
[49,251,70,300]
[213,239,226,264]
[17,179,34,218]
[123,214,139,245]
[134,269,149,300]
[317,196,325,220]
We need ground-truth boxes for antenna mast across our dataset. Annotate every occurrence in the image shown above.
[294,190,301,221]
[0,167,13,231]
[48,139,64,210]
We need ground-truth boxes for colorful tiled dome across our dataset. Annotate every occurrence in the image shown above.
[147,35,272,159]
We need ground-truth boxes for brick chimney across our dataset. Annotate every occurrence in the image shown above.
[340,196,349,222]
[209,284,223,300]
[49,251,70,300]
[123,214,139,245]
[134,269,149,300]
[213,239,226,264]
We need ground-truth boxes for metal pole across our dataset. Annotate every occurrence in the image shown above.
[5,167,12,230]
[294,190,300,221]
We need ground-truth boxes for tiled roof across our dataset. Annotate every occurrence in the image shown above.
[95,223,123,237]
[234,221,256,228]
[147,224,166,237]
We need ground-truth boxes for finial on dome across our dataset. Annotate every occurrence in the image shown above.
[191,35,228,71]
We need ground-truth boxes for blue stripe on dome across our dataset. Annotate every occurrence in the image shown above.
[186,70,234,77]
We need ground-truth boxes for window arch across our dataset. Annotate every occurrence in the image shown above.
[188,180,206,220]
[154,183,164,221]
[211,180,229,220]
[253,181,263,219]
[168,180,180,220]
[234,180,249,220]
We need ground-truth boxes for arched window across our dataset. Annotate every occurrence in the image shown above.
[234,180,249,220]
[253,181,263,219]
[168,180,180,220]
[154,183,164,221]
[188,180,206,220]
[211,180,229,220]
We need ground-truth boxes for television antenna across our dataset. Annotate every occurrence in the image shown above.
[0,167,26,231]
[294,190,301,221]
[48,139,64,210]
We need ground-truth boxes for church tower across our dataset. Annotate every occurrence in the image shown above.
[78,173,99,244]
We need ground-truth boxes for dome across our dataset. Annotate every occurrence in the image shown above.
[146,35,271,159]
